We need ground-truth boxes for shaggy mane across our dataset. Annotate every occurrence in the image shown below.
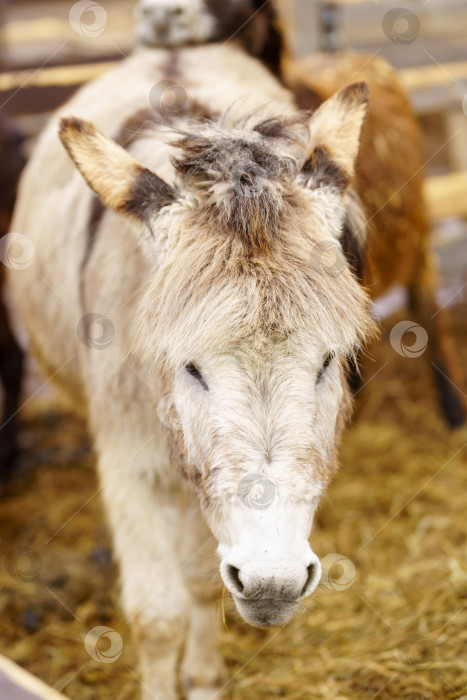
[125,109,376,371]
[171,115,309,254]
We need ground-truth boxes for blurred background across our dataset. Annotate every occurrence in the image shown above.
[0,1,466,699]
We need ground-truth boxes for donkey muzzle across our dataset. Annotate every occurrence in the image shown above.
[220,545,321,627]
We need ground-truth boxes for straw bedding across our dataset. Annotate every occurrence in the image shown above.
[0,305,466,700]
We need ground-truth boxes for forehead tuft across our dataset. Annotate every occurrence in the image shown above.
[135,116,377,367]
[171,116,308,254]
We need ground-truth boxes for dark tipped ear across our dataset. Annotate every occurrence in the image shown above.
[59,117,176,223]
[301,83,369,280]
[304,82,369,183]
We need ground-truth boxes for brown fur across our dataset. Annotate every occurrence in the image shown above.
[204,0,283,72]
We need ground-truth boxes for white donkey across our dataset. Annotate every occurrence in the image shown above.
[9,42,375,700]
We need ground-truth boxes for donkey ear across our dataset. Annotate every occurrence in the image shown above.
[304,82,369,182]
[59,117,176,224]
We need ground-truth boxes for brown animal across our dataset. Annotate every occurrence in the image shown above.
[281,51,465,426]
[0,113,25,480]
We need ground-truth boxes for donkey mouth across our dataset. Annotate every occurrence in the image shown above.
[233,597,300,628]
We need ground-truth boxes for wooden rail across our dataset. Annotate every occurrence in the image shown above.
[424,172,467,222]
[0,61,118,91]
[401,62,467,90]
[400,62,467,116]
[315,0,467,47]
[1,0,134,69]
[1,59,466,106]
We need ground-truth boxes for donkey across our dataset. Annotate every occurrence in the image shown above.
[134,0,283,72]
[9,44,376,699]
[133,0,466,427]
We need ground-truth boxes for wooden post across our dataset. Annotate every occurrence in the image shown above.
[283,0,322,58]
[445,110,467,173]
[424,172,467,222]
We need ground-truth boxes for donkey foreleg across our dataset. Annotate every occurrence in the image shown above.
[180,501,228,700]
[98,449,190,700]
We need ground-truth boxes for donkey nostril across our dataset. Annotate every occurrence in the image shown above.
[301,563,317,597]
[227,565,244,594]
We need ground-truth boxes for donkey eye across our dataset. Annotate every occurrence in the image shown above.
[316,354,333,384]
[185,363,208,390]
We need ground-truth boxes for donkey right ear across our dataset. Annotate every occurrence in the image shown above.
[59,117,176,226]
[305,82,369,180]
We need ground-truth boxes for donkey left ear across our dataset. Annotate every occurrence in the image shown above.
[59,117,176,225]
[302,85,369,281]
[304,82,369,181]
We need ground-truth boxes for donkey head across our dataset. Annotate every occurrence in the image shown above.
[134,0,281,68]
[60,82,377,627]
[134,0,215,47]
